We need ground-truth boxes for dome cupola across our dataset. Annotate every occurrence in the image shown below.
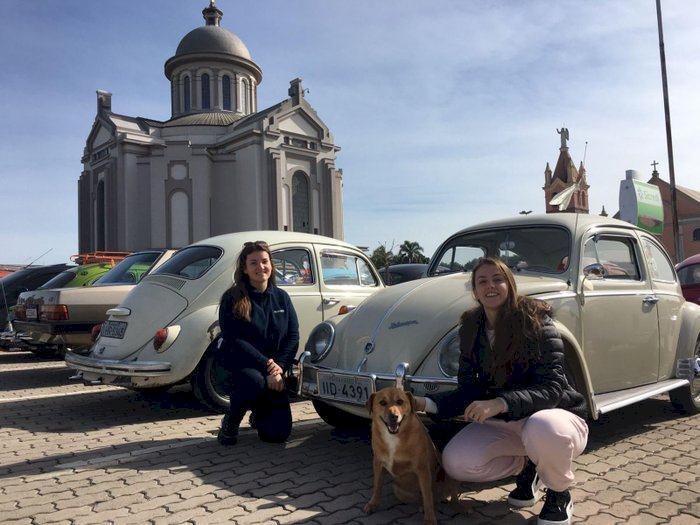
[164,1,262,119]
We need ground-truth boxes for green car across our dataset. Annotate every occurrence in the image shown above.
[38,263,114,289]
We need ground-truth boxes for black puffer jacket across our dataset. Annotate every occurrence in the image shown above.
[431,307,587,421]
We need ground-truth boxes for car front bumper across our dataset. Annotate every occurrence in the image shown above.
[297,351,457,416]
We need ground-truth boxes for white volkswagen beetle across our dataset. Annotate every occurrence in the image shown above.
[299,214,700,428]
[65,231,383,410]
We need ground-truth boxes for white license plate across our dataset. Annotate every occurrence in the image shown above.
[26,307,38,320]
[317,372,374,405]
[101,320,127,339]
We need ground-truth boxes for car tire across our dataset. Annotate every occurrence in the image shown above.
[29,344,61,359]
[191,340,230,413]
[669,338,700,415]
[311,399,369,429]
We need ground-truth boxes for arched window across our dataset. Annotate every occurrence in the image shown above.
[201,73,210,109]
[693,228,700,241]
[292,171,310,233]
[222,75,231,110]
[183,76,191,112]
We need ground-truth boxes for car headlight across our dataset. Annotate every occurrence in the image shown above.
[305,322,335,363]
[437,329,460,377]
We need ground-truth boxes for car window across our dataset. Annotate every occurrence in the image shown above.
[153,246,222,280]
[273,248,314,286]
[582,235,640,280]
[97,252,164,284]
[677,264,700,285]
[320,251,378,287]
[642,239,676,282]
[429,226,570,276]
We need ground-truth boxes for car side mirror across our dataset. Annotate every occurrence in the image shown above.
[583,263,606,280]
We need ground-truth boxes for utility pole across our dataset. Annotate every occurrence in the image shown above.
[656,0,682,261]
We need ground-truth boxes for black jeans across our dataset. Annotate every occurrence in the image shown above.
[222,367,292,443]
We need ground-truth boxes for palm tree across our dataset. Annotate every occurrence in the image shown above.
[370,245,394,269]
[397,240,425,264]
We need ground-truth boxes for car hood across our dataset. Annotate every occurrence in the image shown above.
[93,280,188,360]
[330,272,570,373]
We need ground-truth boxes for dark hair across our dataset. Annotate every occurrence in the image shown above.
[224,241,275,322]
[469,257,552,383]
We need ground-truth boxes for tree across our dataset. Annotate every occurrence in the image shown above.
[370,244,395,270]
[397,240,427,264]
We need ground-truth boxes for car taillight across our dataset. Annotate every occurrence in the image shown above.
[153,328,168,351]
[338,305,356,315]
[40,305,69,321]
[14,305,26,321]
[91,324,102,342]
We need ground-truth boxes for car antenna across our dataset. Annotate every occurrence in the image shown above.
[20,248,53,270]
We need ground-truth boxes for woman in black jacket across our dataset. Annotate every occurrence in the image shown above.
[217,240,299,446]
[415,257,588,525]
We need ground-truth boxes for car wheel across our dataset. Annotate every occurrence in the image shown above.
[191,341,230,413]
[29,344,61,359]
[311,399,369,429]
[669,338,700,414]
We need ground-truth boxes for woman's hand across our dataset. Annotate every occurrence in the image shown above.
[267,358,283,377]
[463,399,506,423]
[266,373,285,392]
[413,396,428,412]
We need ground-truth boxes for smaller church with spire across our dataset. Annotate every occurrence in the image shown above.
[78,1,344,253]
[542,128,590,214]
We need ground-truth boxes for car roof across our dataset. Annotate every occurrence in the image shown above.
[447,213,640,238]
[191,230,363,252]
[677,253,700,268]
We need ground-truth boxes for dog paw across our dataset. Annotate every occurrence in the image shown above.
[363,501,378,514]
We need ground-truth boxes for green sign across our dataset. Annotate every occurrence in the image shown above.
[632,180,663,234]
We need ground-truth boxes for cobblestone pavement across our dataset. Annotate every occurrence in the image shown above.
[1,349,699,524]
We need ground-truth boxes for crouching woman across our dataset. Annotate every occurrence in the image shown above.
[217,240,299,445]
[415,257,589,525]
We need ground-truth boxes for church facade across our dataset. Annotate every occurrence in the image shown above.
[78,1,344,253]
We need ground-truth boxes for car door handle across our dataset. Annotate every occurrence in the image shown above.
[323,298,340,306]
[643,295,659,305]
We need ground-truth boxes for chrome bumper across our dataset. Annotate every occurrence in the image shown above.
[65,351,172,378]
[297,351,457,401]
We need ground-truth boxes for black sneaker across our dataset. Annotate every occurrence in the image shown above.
[538,489,572,525]
[507,459,542,507]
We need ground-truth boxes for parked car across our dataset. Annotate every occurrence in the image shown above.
[65,231,384,411]
[378,263,429,285]
[298,213,700,428]
[676,254,700,305]
[0,264,75,331]
[13,250,175,357]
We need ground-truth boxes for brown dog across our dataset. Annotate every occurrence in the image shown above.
[363,387,460,525]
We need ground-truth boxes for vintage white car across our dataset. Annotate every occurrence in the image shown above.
[299,214,700,428]
[65,231,383,410]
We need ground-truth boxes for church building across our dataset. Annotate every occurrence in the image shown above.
[543,128,590,214]
[78,1,344,253]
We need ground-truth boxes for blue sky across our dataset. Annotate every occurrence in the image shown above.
[1,0,699,265]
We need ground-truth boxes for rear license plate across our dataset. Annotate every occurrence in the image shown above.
[26,307,38,320]
[101,320,127,339]
[317,372,374,405]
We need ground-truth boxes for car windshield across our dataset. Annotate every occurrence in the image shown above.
[95,252,163,284]
[152,246,222,280]
[428,226,571,276]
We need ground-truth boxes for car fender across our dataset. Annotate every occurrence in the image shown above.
[132,303,221,383]
[553,319,596,418]
[676,301,700,363]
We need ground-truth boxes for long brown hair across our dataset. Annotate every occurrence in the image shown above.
[469,257,552,383]
[223,241,276,322]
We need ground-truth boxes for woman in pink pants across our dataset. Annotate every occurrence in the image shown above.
[415,257,588,525]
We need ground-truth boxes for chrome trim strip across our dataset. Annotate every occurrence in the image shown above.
[594,379,688,415]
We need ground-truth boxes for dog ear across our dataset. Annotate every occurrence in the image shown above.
[405,391,416,413]
[366,393,375,414]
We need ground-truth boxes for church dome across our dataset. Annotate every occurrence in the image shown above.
[175,25,251,61]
